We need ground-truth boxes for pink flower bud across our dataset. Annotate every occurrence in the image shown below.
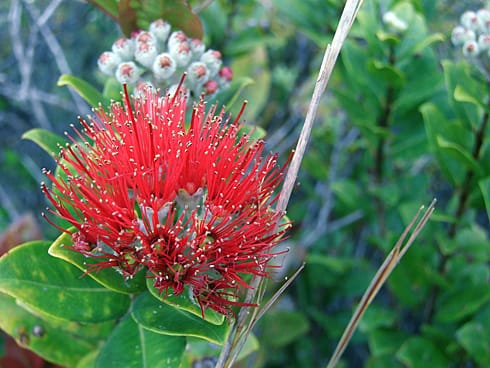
[115,62,140,84]
[135,31,157,45]
[168,31,188,50]
[189,38,205,59]
[98,51,122,75]
[462,40,480,57]
[149,19,171,42]
[135,42,158,68]
[134,81,154,99]
[152,53,177,80]
[477,8,490,33]
[203,80,219,95]
[219,66,233,82]
[478,34,490,51]
[200,49,222,76]
[169,42,192,67]
[187,62,209,86]
[112,38,134,61]
[461,11,479,31]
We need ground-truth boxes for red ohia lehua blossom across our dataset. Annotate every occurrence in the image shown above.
[41,84,289,315]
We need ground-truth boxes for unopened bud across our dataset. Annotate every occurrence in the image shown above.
[152,53,177,80]
[168,31,188,50]
[382,11,408,33]
[477,8,490,33]
[170,42,192,67]
[115,62,140,84]
[478,34,490,51]
[135,42,158,68]
[203,80,219,96]
[149,19,171,42]
[200,50,222,75]
[189,38,205,59]
[462,40,480,57]
[187,62,209,86]
[451,26,469,46]
[461,10,479,31]
[135,31,157,45]
[112,38,134,61]
[98,51,121,75]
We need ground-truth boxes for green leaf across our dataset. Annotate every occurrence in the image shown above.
[259,310,310,348]
[96,314,186,368]
[436,136,483,177]
[435,284,490,323]
[411,33,444,55]
[77,350,99,368]
[49,230,147,295]
[479,177,490,223]
[396,336,451,367]
[456,321,490,366]
[22,128,65,160]
[239,124,266,142]
[147,280,224,325]
[0,241,130,323]
[131,292,229,345]
[0,292,98,367]
[132,0,203,39]
[367,328,409,357]
[454,84,484,107]
[209,76,254,113]
[86,0,118,19]
[58,74,108,108]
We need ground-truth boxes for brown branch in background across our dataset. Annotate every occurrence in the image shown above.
[215,1,365,367]
[326,199,436,368]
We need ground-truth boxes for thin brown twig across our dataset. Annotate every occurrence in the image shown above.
[325,199,436,368]
[215,1,364,367]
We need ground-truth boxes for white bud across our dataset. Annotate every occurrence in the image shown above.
[98,51,121,75]
[169,42,192,67]
[189,38,205,59]
[461,10,479,31]
[149,19,171,43]
[477,8,490,33]
[200,49,222,76]
[451,26,468,46]
[186,62,209,86]
[462,40,480,57]
[478,34,490,51]
[167,31,187,50]
[152,53,177,80]
[382,11,408,33]
[115,62,140,84]
[112,38,134,61]
[135,31,157,45]
[135,42,158,68]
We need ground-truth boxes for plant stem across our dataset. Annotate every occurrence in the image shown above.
[425,85,490,322]
[373,44,396,235]
[215,1,365,366]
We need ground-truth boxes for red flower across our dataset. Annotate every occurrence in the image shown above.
[42,85,289,315]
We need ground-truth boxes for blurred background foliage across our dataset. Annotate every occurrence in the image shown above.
[1,0,490,367]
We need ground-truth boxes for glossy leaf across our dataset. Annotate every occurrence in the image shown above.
[58,74,108,108]
[86,0,118,19]
[96,314,186,368]
[0,292,98,367]
[396,336,451,367]
[434,284,490,323]
[0,241,130,323]
[435,136,483,177]
[132,292,229,345]
[49,230,147,295]
[22,128,65,160]
[479,177,490,223]
[131,0,203,39]
[147,280,224,325]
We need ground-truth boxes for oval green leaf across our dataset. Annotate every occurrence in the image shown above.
[58,74,108,108]
[131,292,230,345]
[0,292,98,367]
[22,128,65,160]
[146,279,224,325]
[96,314,186,368]
[0,241,130,323]
[49,230,147,295]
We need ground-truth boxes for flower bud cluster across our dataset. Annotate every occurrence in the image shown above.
[451,8,490,59]
[97,19,233,100]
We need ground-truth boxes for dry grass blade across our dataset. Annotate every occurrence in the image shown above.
[326,199,436,368]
